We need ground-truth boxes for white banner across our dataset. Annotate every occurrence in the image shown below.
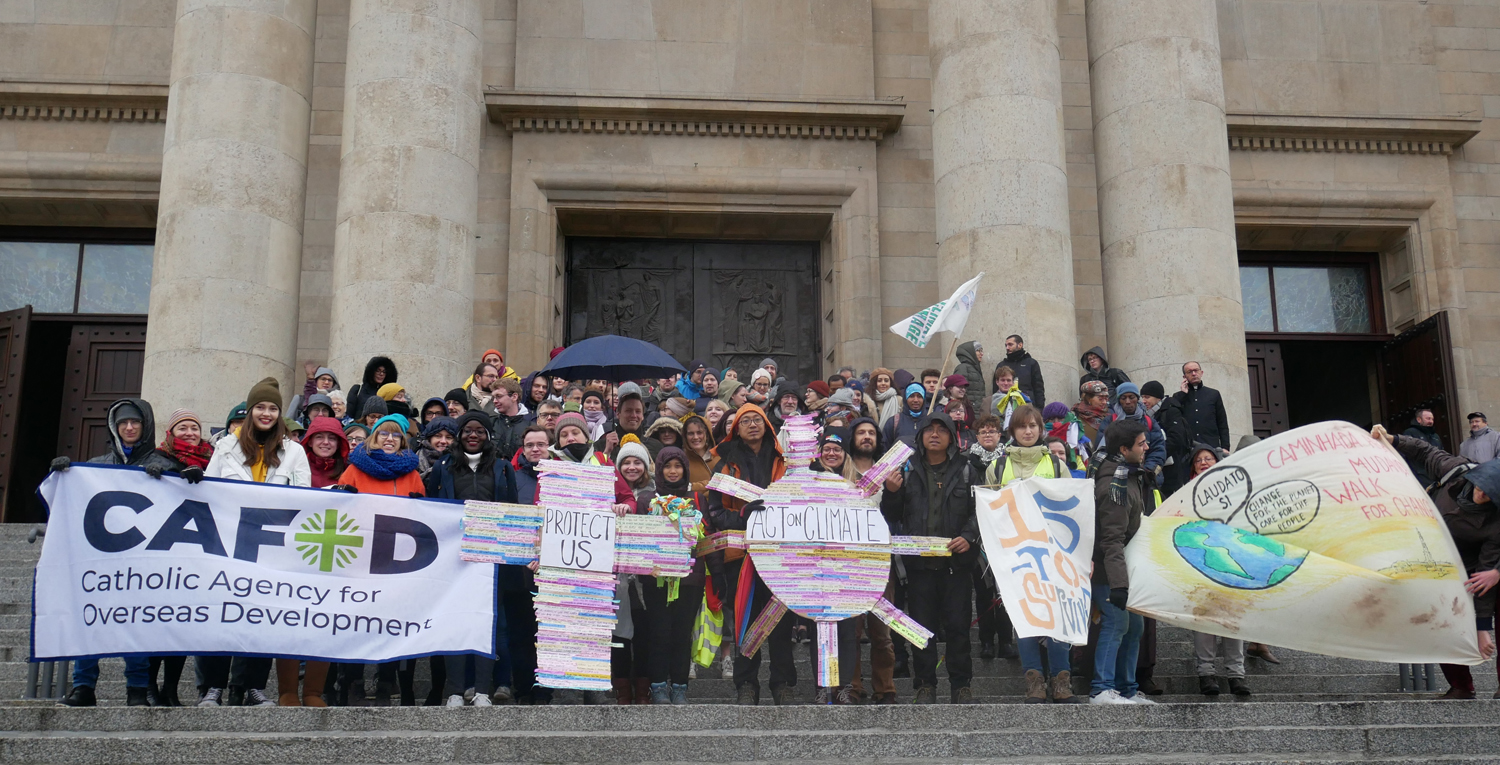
[975,478,1096,645]
[32,464,496,663]
[889,272,984,348]
[747,503,891,544]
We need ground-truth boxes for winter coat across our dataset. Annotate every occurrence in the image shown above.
[879,413,979,569]
[1153,395,1194,495]
[1100,405,1167,476]
[423,445,518,505]
[593,421,663,463]
[492,410,530,461]
[1078,346,1130,399]
[340,451,425,497]
[1000,348,1046,408]
[1395,435,1500,626]
[883,406,926,450]
[86,398,178,473]
[704,404,786,534]
[300,416,350,488]
[289,367,340,421]
[511,450,541,505]
[952,341,986,414]
[1092,456,1153,592]
[1460,427,1500,465]
[1401,423,1446,485]
[1173,382,1231,450]
[345,356,397,416]
[206,433,312,487]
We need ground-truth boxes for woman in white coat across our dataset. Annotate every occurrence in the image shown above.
[197,377,314,708]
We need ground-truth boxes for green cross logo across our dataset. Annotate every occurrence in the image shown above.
[295,509,364,572]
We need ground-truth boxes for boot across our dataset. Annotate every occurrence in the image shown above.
[612,677,633,705]
[1228,677,1251,697]
[648,682,671,704]
[633,677,652,705]
[1199,676,1220,696]
[302,662,329,707]
[276,659,302,707]
[736,683,760,706]
[126,687,150,707]
[1246,643,1280,664]
[1024,670,1047,704]
[1051,671,1079,703]
[58,685,96,707]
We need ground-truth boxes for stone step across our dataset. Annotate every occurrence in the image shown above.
[1,703,1498,763]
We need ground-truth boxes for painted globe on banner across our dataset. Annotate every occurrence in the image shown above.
[1173,519,1308,590]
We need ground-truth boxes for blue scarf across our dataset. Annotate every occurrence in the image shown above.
[348,444,419,480]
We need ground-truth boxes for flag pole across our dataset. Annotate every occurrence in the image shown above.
[927,332,962,415]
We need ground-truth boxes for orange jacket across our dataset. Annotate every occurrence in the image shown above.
[339,464,425,497]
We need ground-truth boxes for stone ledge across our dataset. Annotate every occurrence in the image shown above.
[1226,113,1482,156]
[0,81,170,124]
[486,89,905,141]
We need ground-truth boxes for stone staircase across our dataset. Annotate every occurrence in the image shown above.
[1,522,1497,764]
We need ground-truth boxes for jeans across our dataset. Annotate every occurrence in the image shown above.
[1090,588,1144,696]
[1018,636,1072,677]
[73,656,150,689]
[906,564,974,690]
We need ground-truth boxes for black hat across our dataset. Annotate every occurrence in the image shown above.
[446,388,469,406]
[456,410,493,434]
[1467,411,1487,422]
[1140,381,1165,399]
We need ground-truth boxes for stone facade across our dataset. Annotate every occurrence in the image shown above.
[1,0,1497,440]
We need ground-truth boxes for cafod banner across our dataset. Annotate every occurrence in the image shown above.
[974,478,1096,645]
[1126,421,1484,664]
[32,465,497,663]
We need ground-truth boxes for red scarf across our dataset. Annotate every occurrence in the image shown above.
[307,453,345,488]
[162,437,213,470]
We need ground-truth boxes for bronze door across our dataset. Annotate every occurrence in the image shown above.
[1378,311,1459,450]
[0,307,31,521]
[566,239,821,384]
[56,322,147,462]
[1244,341,1288,438]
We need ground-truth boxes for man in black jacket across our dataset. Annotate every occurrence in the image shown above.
[1401,408,1445,485]
[1001,335,1046,407]
[879,413,980,704]
[1171,361,1230,450]
[490,378,530,461]
[953,341,986,413]
[1142,380,1192,495]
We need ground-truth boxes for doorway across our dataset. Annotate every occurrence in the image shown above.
[565,238,822,385]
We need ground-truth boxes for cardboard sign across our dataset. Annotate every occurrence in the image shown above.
[539,506,616,573]
[746,503,891,545]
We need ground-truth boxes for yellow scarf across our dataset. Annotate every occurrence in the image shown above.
[994,381,1027,429]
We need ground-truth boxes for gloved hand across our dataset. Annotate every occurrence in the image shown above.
[408,491,423,498]
[336,484,359,494]
[144,464,165,479]
[49,456,71,473]
[181,466,204,484]
[1109,588,1129,610]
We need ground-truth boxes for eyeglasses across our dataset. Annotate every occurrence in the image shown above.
[375,431,403,442]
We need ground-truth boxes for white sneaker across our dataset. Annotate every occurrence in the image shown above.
[1127,693,1158,705]
[445,694,466,707]
[471,694,493,707]
[197,688,223,707]
[1090,689,1133,705]
[245,688,277,707]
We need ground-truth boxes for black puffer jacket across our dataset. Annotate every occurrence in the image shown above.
[952,341,986,413]
[879,413,979,569]
[1000,347,1046,409]
[1079,346,1130,399]
[87,398,177,472]
[345,355,398,414]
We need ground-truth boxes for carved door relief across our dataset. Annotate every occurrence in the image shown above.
[567,239,820,385]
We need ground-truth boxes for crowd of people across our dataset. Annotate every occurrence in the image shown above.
[44,337,1500,707]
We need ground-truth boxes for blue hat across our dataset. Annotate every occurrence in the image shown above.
[905,383,926,399]
[1116,382,1141,398]
[421,416,458,438]
[371,413,410,435]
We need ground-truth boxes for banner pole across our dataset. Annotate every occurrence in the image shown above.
[928,333,962,415]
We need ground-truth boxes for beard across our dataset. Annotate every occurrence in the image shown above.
[850,441,877,459]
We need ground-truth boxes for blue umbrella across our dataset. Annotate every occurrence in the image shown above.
[540,335,686,383]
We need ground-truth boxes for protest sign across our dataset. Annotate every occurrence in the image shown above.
[974,478,1095,645]
[747,503,890,545]
[539,506,616,573]
[33,464,495,663]
[1126,420,1484,664]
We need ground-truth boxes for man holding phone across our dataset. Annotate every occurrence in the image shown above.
[1171,361,1230,450]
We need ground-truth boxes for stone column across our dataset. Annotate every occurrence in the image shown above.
[141,0,315,423]
[327,0,483,399]
[1087,0,1251,435]
[929,0,1078,400]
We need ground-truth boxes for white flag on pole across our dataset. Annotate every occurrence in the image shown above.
[888,272,984,348]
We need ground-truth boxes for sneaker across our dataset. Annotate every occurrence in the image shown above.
[491,686,513,705]
[1090,689,1133,705]
[445,694,466,707]
[814,687,832,705]
[670,684,688,705]
[911,686,937,704]
[649,682,671,704]
[771,686,796,706]
[1126,693,1157,705]
[244,688,277,707]
[197,688,223,707]
[950,686,974,705]
[58,686,96,708]
[834,685,856,705]
[471,694,492,707]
